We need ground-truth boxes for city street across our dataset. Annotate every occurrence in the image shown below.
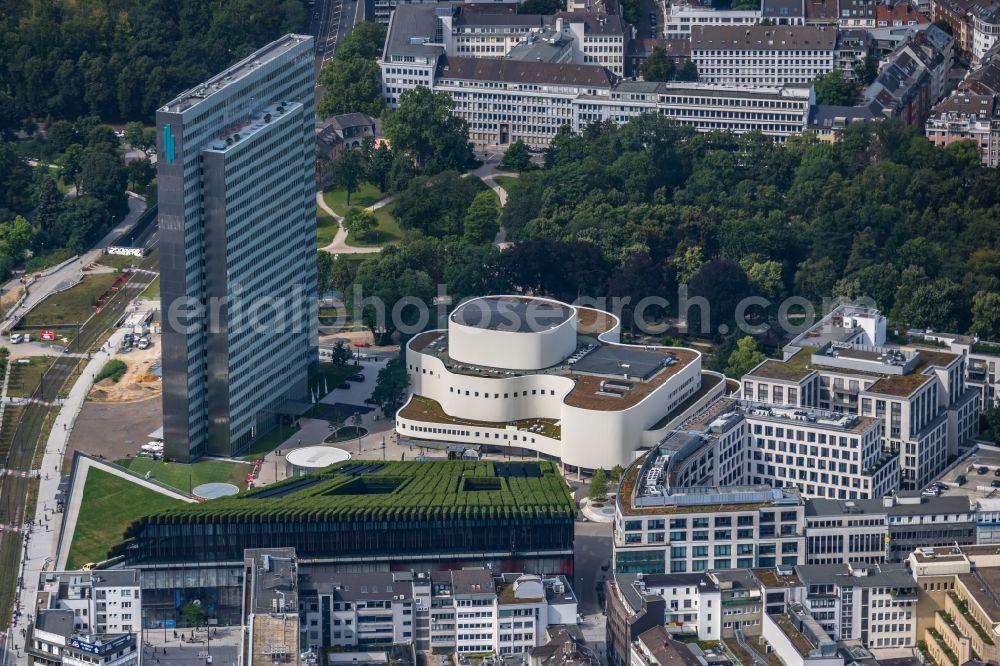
[311,0,366,78]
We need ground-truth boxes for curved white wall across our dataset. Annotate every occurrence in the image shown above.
[402,332,708,470]
[397,298,712,470]
[448,296,578,371]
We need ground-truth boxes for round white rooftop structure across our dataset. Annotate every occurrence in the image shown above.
[448,296,578,371]
[285,445,351,476]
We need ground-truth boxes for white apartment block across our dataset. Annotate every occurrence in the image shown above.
[298,569,577,657]
[27,571,141,666]
[690,25,837,86]
[910,328,1000,408]
[665,4,764,38]
[791,562,918,650]
[742,305,980,491]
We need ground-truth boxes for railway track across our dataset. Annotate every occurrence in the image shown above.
[0,251,158,630]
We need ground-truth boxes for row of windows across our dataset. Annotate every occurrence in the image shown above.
[400,422,540,443]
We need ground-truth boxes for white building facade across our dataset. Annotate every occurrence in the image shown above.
[26,571,141,666]
[397,295,723,471]
[690,25,837,86]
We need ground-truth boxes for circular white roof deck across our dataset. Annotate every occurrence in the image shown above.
[448,296,578,371]
[285,445,351,470]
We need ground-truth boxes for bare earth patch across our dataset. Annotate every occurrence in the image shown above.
[87,339,161,402]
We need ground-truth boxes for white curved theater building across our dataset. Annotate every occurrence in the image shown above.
[396,296,726,471]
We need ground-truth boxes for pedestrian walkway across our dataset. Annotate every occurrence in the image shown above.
[5,314,174,666]
[317,192,384,255]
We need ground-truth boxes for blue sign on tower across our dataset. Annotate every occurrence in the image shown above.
[164,124,175,164]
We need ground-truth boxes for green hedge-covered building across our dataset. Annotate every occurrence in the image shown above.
[114,460,576,572]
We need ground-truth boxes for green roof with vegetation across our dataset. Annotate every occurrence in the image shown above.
[973,342,1000,357]
[125,460,575,528]
[745,348,817,381]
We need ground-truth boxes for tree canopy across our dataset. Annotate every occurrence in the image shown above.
[381,87,477,172]
[813,70,859,106]
[640,46,676,82]
[1,0,307,125]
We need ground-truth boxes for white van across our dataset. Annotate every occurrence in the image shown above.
[9,334,22,344]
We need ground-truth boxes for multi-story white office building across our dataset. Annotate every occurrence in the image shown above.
[664,4,765,38]
[297,569,577,656]
[791,562,918,650]
[696,399,901,500]
[614,454,807,574]
[742,305,980,491]
[629,395,899,501]
[156,35,318,461]
[578,81,814,140]
[380,4,816,146]
[910,328,1000,408]
[690,25,837,86]
[26,571,141,666]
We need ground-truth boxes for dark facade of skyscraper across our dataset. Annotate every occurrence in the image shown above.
[156,35,318,462]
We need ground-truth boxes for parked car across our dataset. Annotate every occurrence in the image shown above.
[921,488,939,497]
[347,374,364,382]
[980,466,989,475]
[136,337,151,350]
[992,480,1000,488]
[9,334,22,344]
[337,382,350,390]
[957,474,968,485]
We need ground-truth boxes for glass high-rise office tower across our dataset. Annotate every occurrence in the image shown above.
[156,34,318,462]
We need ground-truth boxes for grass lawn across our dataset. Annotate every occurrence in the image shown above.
[117,457,250,494]
[239,422,302,462]
[25,248,76,273]
[19,272,122,327]
[7,356,56,398]
[493,175,520,191]
[66,468,185,569]
[317,207,340,247]
[345,202,401,247]
[323,183,383,217]
[139,275,160,300]
[0,406,23,455]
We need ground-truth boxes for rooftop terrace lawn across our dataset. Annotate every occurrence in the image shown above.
[771,614,814,657]
[66,468,184,569]
[117,457,249,494]
[400,395,562,439]
[135,460,575,525]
